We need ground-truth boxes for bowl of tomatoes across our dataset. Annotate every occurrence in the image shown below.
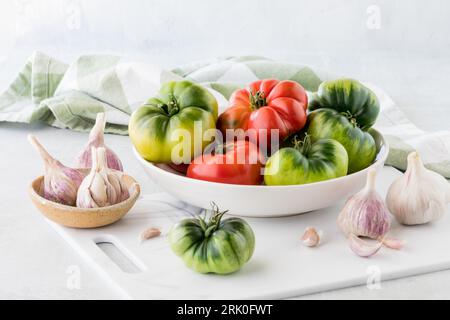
[133,129,387,217]
[130,78,389,217]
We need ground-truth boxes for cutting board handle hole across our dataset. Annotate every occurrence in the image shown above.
[94,236,147,273]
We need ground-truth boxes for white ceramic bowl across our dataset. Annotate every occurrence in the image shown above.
[134,130,388,217]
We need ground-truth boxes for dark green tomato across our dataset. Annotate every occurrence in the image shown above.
[169,209,255,274]
[306,108,377,173]
[264,137,348,185]
[129,80,218,163]
[308,78,380,129]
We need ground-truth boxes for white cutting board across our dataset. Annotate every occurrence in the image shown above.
[47,166,450,299]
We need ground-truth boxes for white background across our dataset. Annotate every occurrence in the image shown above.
[1,0,449,61]
[0,0,450,299]
[1,0,450,129]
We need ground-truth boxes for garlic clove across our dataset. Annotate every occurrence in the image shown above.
[76,147,129,208]
[90,172,109,207]
[386,152,448,225]
[28,134,84,206]
[106,171,130,203]
[76,182,98,208]
[76,172,99,208]
[76,112,123,171]
[301,227,321,247]
[140,227,161,242]
[380,237,405,250]
[337,168,391,239]
[103,177,118,206]
[348,234,383,258]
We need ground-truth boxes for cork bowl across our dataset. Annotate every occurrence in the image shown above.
[28,171,140,229]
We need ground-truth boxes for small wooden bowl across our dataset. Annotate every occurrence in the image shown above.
[29,171,140,229]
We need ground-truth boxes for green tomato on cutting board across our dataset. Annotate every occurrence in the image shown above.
[129,80,218,163]
[169,203,255,274]
[307,79,380,173]
[264,135,348,186]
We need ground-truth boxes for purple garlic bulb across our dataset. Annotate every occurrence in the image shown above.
[28,135,84,206]
[76,112,123,171]
[337,169,391,239]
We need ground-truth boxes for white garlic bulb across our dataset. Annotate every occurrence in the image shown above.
[386,152,449,225]
[76,112,123,171]
[76,147,129,208]
[28,135,84,206]
[338,168,391,239]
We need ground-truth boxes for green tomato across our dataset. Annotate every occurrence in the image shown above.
[129,80,218,163]
[264,136,348,185]
[169,205,255,275]
[306,108,376,173]
[308,78,380,130]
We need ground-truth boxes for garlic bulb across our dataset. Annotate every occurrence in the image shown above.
[337,168,391,239]
[28,134,84,206]
[76,147,129,208]
[76,112,123,171]
[386,152,449,225]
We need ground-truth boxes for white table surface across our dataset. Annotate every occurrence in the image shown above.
[1,53,450,300]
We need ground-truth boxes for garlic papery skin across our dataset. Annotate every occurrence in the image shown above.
[76,147,129,208]
[28,135,84,206]
[386,152,449,225]
[76,112,123,171]
[337,169,391,239]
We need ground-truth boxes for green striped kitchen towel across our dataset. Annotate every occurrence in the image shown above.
[0,51,182,134]
[1,51,449,177]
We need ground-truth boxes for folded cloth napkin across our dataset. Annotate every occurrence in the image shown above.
[0,52,183,134]
[1,52,449,177]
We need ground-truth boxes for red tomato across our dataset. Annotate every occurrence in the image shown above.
[217,79,308,149]
[168,163,189,174]
[187,140,263,185]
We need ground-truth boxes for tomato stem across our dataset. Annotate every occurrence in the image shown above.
[293,134,312,155]
[198,216,207,231]
[249,90,267,110]
[202,202,229,238]
[341,110,359,128]
[159,95,180,116]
